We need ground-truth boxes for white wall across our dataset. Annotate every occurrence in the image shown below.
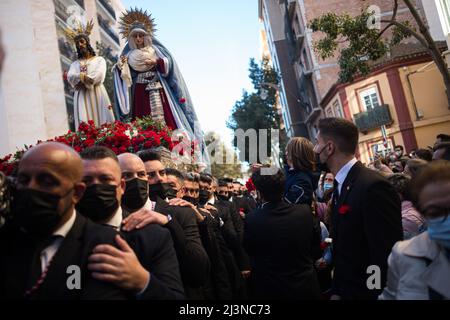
[421,0,447,41]
[0,0,67,155]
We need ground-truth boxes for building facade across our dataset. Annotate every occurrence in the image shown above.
[0,0,125,156]
[322,42,450,164]
[260,0,450,163]
[259,0,309,138]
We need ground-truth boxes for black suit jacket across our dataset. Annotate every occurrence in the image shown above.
[0,214,129,300]
[153,197,210,297]
[244,201,321,300]
[330,161,402,300]
[196,211,233,300]
[120,222,185,300]
[215,199,250,272]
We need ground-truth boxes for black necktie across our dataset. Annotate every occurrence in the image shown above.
[333,179,340,205]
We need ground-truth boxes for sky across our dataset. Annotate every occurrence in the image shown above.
[122,0,262,147]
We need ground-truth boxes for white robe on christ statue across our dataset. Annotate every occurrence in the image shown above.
[67,56,115,128]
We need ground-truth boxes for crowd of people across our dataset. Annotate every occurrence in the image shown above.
[0,117,448,300]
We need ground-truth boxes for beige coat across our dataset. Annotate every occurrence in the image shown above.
[379,232,450,300]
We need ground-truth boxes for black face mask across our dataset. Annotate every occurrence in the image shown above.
[315,145,330,172]
[183,195,198,206]
[148,182,172,201]
[76,184,119,222]
[198,189,210,205]
[165,188,178,200]
[122,178,148,211]
[217,194,229,201]
[12,188,72,238]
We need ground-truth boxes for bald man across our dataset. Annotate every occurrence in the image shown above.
[0,142,128,299]
[77,148,184,299]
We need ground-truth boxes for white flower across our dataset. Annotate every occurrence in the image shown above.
[124,130,133,138]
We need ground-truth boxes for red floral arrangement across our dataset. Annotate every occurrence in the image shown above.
[0,116,178,176]
[245,177,256,192]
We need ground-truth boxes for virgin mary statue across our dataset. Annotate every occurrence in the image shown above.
[113,8,209,169]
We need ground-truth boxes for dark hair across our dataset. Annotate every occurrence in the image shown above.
[74,35,96,59]
[394,145,404,151]
[251,168,285,202]
[434,143,450,161]
[138,149,161,163]
[414,148,433,162]
[436,133,450,142]
[185,172,199,183]
[410,160,450,209]
[387,173,411,201]
[221,177,233,184]
[80,146,118,162]
[200,174,213,184]
[318,118,359,155]
[165,168,184,182]
[218,179,229,187]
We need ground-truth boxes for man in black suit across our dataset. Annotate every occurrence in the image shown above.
[244,168,321,300]
[180,172,233,300]
[122,150,210,299]
[0,142,128,299]
[216,181,250,268]
[313,117,402,300]
[231,181,255,218]
[76,148,184,299]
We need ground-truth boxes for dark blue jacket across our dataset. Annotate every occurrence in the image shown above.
[283,165,319,206]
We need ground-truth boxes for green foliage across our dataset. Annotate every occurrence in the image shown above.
[309,9,412,83]
[390,21,415,46]
[227,58,286,164]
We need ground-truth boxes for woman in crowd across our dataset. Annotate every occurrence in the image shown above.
[379,161,450,300]
[387,173,426,240]
[284,137,319,206]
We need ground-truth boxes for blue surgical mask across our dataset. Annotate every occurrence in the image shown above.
[323,182,333,193]
[427,216,450,249]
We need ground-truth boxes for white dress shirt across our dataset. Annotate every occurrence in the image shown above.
[41,210,76,271]
[143,198,156,211]
[104,207,123,230]
[334,158,358,195]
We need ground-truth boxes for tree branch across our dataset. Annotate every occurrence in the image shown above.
[376,21,394,42]
[387,20,429,49]
[392,0,399,21]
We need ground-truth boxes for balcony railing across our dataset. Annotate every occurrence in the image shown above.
[97,14,120,45]
[353,104,393,132]
[97,0,116,20]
